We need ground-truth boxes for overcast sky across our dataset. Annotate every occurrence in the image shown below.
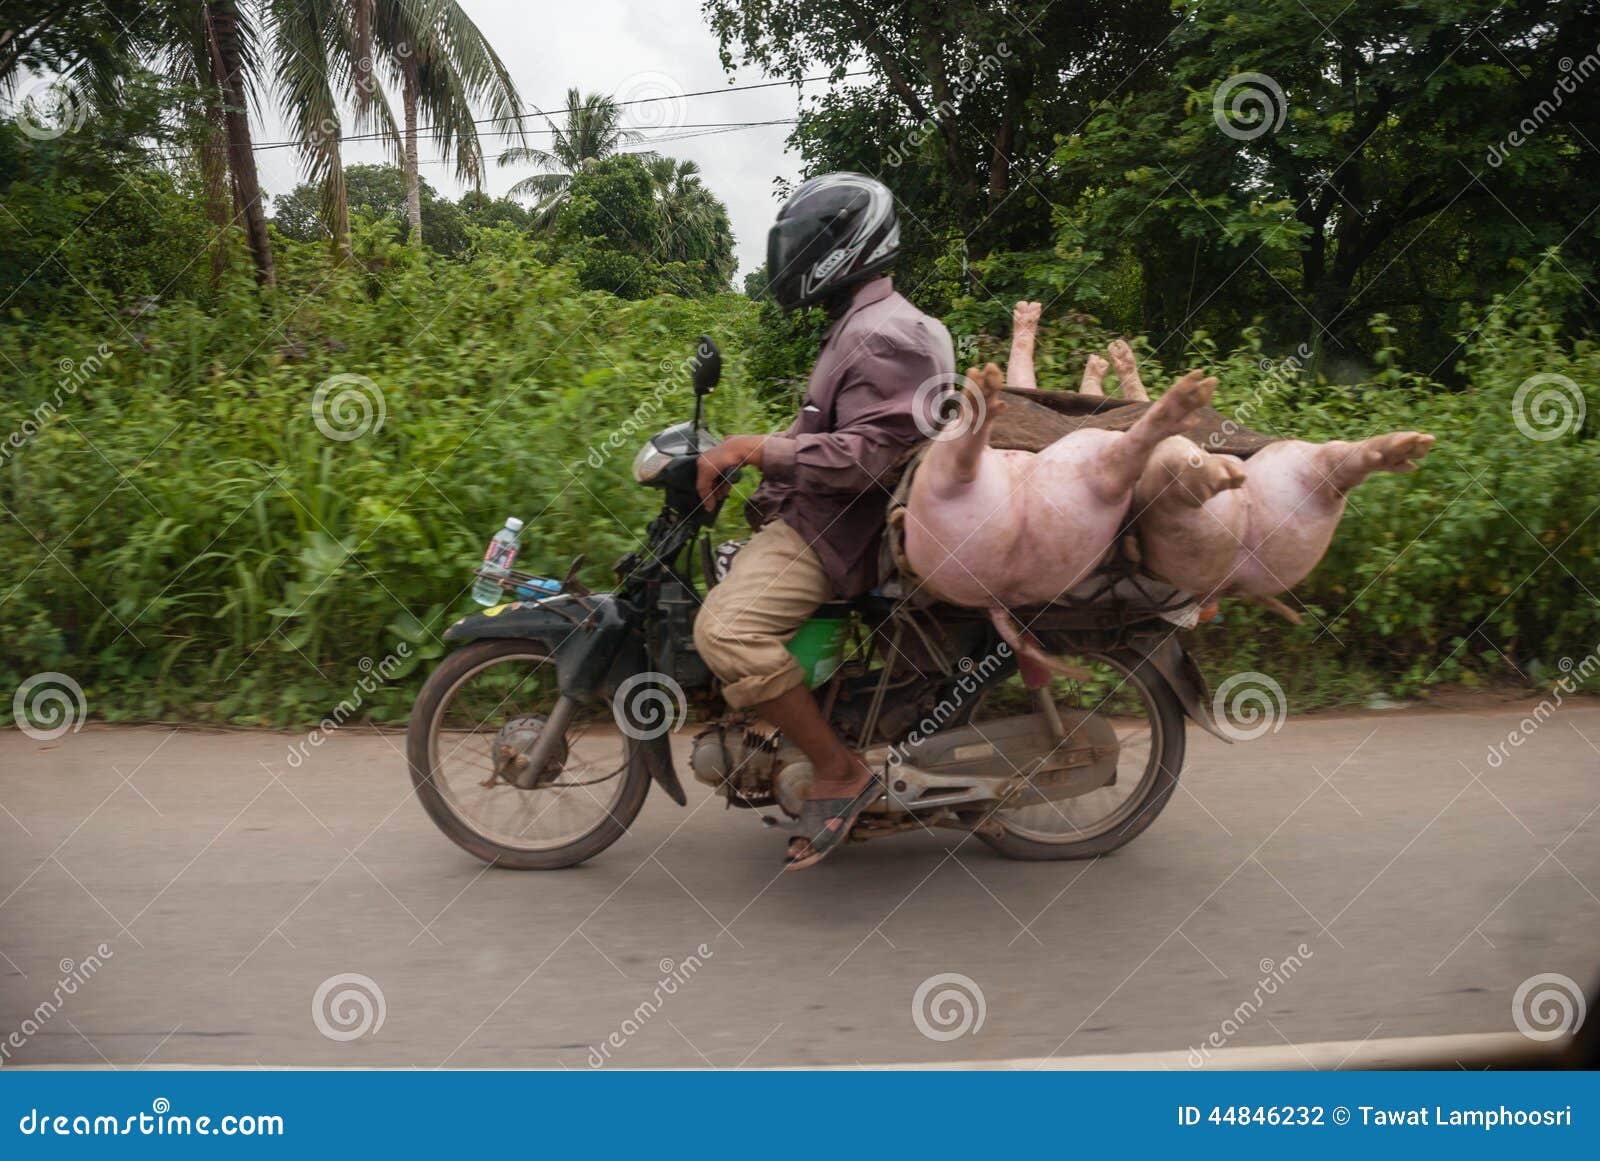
[252,0,811,277]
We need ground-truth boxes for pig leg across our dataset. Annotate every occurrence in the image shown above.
[1106,339,1150,401]
[1134,436,1247,511]
[1006,301,1042,390]
[1132,437,1249,598]
[1079,353,1109,396]
[919,363,1006,488]
[1055,370,1219,501]
[1227,432,1435,596]
[1309,432,1436,493]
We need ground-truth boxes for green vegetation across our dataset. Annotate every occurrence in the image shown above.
[2,0,1596,727]
[710,0,1600,375]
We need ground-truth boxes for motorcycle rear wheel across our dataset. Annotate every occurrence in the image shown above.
[407,639,650,869]
[971,644,1186,861]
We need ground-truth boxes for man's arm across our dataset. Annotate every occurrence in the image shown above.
[695,329,948,505]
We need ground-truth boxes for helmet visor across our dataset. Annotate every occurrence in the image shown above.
[766,212,837,311]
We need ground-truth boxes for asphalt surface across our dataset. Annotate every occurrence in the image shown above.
[2,702,1598,1068]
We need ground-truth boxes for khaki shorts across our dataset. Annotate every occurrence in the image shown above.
[692,519,833,708]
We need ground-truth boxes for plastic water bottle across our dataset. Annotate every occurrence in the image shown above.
[472,517,524,605]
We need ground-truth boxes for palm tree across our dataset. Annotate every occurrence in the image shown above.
[358,0,524,246]
[645,155,736,289]
[201,1,275,284]
[264,0,399,263]
[498,88,641,224]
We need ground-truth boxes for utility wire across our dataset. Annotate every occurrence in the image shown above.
[233,70,863,153]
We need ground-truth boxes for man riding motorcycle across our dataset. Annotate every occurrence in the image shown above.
[691,172,955,871]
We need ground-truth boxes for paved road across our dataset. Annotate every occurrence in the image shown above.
[2,703,1597,1068]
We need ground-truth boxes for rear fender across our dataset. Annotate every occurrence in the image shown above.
[1136,633,1233,743]
[443,594,688,805]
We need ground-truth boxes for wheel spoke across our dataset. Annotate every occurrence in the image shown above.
[423,649,631,853]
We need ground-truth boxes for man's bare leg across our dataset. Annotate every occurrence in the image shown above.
[752,684,875,863]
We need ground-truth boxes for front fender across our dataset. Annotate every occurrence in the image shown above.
[443,593,688,805]
[444,593,629,700]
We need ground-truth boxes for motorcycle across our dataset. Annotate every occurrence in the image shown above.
[405,336,1234,869]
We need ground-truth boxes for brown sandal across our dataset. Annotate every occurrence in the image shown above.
[783,774,882,871]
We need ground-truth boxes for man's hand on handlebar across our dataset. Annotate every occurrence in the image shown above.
[696,435,768,508]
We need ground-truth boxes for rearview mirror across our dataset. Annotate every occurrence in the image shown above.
[691,335,721,396]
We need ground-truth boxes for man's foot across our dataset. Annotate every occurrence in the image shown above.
[784,756,880,871]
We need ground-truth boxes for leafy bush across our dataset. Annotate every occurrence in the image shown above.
[0,237,777,725]
[1,239,1594,726]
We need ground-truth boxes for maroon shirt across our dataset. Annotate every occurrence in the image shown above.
[746,276,955,598]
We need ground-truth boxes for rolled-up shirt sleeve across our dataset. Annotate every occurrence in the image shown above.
[760,333,939,495]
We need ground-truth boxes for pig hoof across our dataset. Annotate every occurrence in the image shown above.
[965,362,1007,410]
[1192,451,1246,499]
[1160,444,1246,506]
[1080,353,1109,396]
[1107,339,1149,401]
[1012,300,1042,337]
[1149,371,1217,434]
[1366,431,1435,474]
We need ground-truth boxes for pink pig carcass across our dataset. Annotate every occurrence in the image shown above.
[994,301,1435,618]
[901,354,1223,612]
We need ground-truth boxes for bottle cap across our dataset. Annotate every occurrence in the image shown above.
[505,517,525,532]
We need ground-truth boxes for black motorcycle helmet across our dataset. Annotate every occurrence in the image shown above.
[766,172,900,312]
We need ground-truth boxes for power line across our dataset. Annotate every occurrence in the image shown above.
[246,118,800,153]
[236,70,863,153]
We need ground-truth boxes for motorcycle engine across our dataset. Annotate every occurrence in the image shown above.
[689,724,813,817]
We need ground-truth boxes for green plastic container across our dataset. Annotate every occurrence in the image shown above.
[786,616,847,688]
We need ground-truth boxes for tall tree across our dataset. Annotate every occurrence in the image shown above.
[498,88,642,223]
[350,0,524,246]
[1055,0,1600,362]
[645,155,735,290]
[703,0,1173,262]
[203,1,275,285]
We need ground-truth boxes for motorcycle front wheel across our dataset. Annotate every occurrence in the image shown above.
[406,639,651,869]
[968,644,1186,861]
